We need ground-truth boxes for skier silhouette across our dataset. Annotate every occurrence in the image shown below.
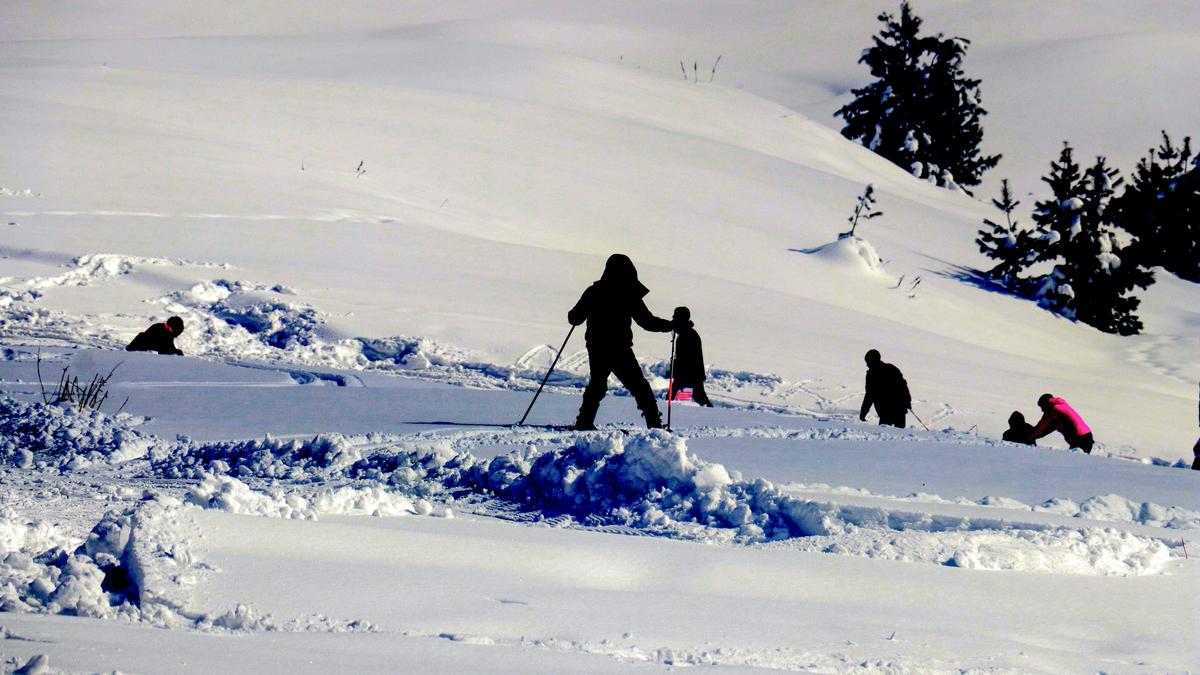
[859,349,911,428]
[568,254,676,430]
[669,306,713,407]
[126,316,185,355]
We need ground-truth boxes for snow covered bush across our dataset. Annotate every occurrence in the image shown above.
[835,2,1000,189]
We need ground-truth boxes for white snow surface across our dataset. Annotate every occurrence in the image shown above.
[2,2,1200,672]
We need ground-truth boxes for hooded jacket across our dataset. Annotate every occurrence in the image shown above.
[1030,397,1091,441]
[671,319,706,384]
[568,254,672,348]
[126,322,183,355]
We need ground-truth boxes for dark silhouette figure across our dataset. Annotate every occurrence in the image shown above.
[569,254,674,430]
[126,316,185,355]
[1028,393,1094,453]
[669,307,713,407]
[859,349,911,428]
[1002,411,1036,445]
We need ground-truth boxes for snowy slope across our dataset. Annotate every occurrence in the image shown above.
[1,3,1199,672]
[2,2,1197,458]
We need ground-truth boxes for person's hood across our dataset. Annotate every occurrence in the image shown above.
[1048,397,1067,407]
[1008,411,1025,426]
[598,253,649,297]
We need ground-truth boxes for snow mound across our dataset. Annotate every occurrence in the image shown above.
[802,236,887,276]
[152,434,362,480]
[186,474,316,519]
[184,474,446,520]
[1034,493,1200,530]
[0,500,375,632]
[781,526,1171,576]
[342,432,1177,575]
[0,396,153,470]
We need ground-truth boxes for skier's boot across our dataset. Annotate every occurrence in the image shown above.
[574,406,598,431]
[642,409,664,430]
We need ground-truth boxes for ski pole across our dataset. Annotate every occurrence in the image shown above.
[909,406,931,431]
[517,325,575,426]
[666,330,677,431]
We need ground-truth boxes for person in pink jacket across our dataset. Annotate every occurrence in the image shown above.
[1028,393,1094,453]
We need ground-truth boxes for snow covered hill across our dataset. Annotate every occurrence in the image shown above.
[1,2,1199,672]
[2,1,1196,457]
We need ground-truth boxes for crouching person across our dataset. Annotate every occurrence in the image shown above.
[127,316,185,355]
[1028,393,1093,453]
[1002,411,1035,445]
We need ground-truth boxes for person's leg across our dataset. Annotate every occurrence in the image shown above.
[879,409,906,428]
[1074,432,1094,454]
[575,348,612,430]
[692,382,713,407]
[610,349,662,428]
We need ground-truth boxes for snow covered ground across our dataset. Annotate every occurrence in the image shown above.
[2,1,1199,672]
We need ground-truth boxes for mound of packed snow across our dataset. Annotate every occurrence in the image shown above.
[0,395,153,470]
[152,434,362,480]
[184,473,449,520]
[779,526,1171,577]
[801,236,888,276]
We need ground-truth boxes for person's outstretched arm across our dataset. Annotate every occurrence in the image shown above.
[632,299,673,333]
[1027,412,1056,442]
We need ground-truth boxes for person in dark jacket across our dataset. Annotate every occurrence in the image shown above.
[569,254,676,430]
[669,306,712,407]
[126,316,185,355]
[859,349,911,428]
[1002,411,1036,445]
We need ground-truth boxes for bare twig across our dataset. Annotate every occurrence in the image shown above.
[709,55,722,82]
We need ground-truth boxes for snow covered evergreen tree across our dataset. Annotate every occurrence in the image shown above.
[835,2,1000,190]
[975,179,1034,286]
[1115,132,1200,282]
[1030,147,1154,335]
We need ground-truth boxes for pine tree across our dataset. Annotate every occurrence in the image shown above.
[835,2,1000,190]
[1116,132,1199,282]
[1031,151,1154,335]
[975,179,1034,285]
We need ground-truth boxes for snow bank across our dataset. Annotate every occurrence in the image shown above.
[0,500,375,632]
[340,431,1176,575]
[0,395,153,469]
[152,434,362,480]
[780,526,1171,576]
[185,474,444,520]
[1033,493,1200,530]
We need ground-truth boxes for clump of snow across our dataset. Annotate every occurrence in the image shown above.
[186,474,316,519]
[0,396,153,469]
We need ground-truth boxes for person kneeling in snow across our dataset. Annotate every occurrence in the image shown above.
[1002,411,1036,445]
[859,349,911,428]
[569,254,678,430]
[669,306,713,408]
[1027,393,1094,453]
[126,316,185,355]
